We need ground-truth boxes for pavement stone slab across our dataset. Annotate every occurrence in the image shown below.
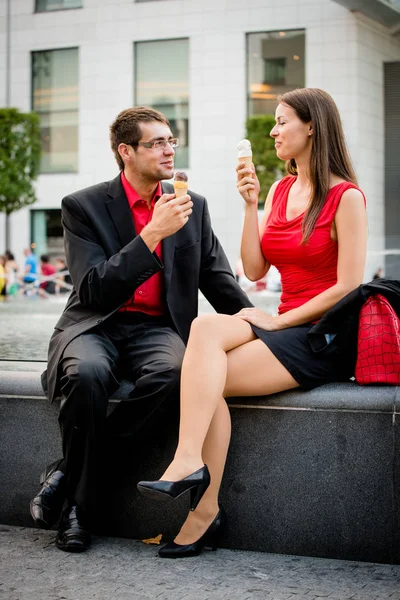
[1,526,400,600]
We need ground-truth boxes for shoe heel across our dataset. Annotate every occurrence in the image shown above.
[210,507,225,550]
[210,525,222,551]
[189,481,208,511]
[211,528,223,551]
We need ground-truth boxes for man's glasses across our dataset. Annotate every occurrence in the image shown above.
[131,138,179,150]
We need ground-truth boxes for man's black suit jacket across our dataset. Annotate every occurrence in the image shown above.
[42,174,252,403]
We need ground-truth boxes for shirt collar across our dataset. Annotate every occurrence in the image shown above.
[121,171,162,209]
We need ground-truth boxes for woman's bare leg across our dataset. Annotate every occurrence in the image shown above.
[161,313,255,482]
[173,397,231,545]
[167,318,300,544]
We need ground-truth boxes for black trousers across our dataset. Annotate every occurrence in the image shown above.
[57,314,185,514]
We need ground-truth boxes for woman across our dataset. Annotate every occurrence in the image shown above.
[138,88,367,558]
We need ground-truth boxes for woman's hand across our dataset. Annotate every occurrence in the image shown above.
[236,162,260,206]
[234,307,283,331]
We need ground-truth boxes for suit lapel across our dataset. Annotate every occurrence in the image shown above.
[106,174,136,248]
[161,181,176,294]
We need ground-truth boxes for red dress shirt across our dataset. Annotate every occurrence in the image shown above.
[119,172,165,315]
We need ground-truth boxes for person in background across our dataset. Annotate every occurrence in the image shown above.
[22,247,38,291]
[55,257,72,294]
[38,255,56,297]
[373,267,383,280]
[137,88,367,559]
[0,256,6,300]
[4,250,19,298]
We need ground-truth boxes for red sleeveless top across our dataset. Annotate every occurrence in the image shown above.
[261,176,366,315]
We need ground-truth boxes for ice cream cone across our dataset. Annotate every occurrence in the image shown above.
[237,155,253,170]
[237,140,253,201]
[237,140,253,169]
[173,181,189,197]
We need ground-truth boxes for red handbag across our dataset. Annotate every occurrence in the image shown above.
[355,293,400,385]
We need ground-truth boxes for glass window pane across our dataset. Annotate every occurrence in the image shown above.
[135,39,189,169]
[247,30,305,116]
[35,0,82,11]
[32,48,79,173]
[31,209,64,261]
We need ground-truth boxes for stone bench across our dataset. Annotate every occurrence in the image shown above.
[0,368,399,564]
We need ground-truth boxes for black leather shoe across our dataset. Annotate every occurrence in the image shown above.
[137,465,210,512]
[30,459,66,529]
[158,508,225,558]
[55,504,91,553]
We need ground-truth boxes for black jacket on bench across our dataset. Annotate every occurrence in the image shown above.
[308,279,400,368]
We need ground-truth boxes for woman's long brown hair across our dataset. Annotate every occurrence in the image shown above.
[278,88,357,243]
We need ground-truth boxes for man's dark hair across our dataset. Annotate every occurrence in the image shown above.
[110,106,171,170]
[40,254,50,263]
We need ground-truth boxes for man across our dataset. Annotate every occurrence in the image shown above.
[30,106,252,553]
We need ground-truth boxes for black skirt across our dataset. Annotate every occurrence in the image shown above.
[250,323,355,391]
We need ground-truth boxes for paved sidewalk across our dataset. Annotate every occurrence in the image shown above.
[1,525,400,600]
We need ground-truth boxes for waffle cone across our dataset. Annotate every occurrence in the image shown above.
[174,182,188,197]
[238,156,253,169]
[238,156,253,200]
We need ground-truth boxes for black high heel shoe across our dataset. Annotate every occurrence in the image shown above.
[158,508,225,559]
[137,465,210,511]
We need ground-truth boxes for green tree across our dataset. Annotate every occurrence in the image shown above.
[245,114,285,206]
[0,108,41,249]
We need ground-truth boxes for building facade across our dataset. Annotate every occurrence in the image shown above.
[1,0,400,278]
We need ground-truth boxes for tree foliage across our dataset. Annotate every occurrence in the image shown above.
[0,108,41,216]
[245,114,285,206]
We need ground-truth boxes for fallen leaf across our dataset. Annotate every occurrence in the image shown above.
[141,534,163,545]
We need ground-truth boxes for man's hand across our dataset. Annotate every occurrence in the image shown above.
[140,193,193,252]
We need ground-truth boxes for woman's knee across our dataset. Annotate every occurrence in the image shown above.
[189,313,230,342]
[188,313,253,352]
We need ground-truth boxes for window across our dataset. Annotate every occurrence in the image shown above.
[264,58,286,85]
[135,39,189,168]
[32,48,79,173]
[247,30,305,116]
[31,209,63,260]
[35,0,82,11]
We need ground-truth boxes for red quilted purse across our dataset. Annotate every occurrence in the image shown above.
[355,293,400,385]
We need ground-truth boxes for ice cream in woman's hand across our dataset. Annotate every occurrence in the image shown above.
[237,139,253,199]
[237,139,253,169]
[173,171,189,197]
